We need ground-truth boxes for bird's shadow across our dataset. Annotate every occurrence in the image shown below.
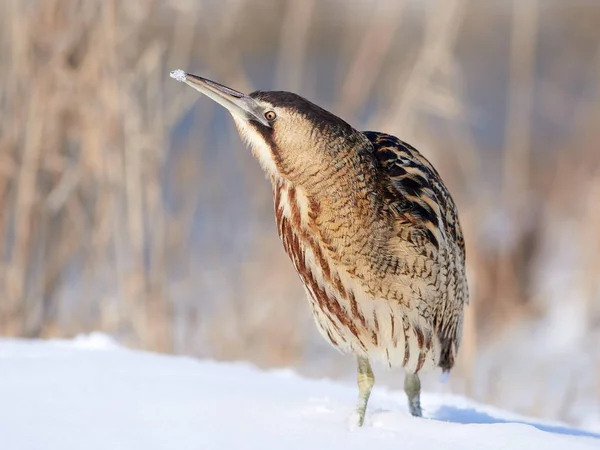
[431,405,600,440]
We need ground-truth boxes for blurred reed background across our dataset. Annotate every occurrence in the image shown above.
[1,0,599,429]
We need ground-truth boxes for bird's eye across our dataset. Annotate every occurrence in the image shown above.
[264,111,277,121]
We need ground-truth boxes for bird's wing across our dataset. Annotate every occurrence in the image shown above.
[362,131,464,254]
[362,131,468,370]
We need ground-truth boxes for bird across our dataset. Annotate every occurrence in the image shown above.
[170,69,468,426]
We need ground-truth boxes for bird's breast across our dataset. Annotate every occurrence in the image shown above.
[272,180,441,372]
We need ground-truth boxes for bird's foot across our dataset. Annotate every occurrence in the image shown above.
[408,397,423,417]
[404,372,423,417]
[347,408,367,430]
[354,356,374,428]
[355,404,367,427]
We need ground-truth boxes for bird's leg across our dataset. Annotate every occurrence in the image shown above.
[404,373,422,417]
[355,356,375,427]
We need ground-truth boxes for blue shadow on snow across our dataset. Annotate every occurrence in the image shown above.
[432,406,600,440]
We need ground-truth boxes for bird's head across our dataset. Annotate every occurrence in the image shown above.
[170,70,365,184]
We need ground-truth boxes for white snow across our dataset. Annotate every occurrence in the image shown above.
[170,69,187,82]
[0,335,598,450]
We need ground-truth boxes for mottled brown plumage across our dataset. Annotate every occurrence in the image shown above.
[170,70,468,426]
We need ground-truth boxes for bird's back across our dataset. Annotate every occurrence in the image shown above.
[363,131,468,372]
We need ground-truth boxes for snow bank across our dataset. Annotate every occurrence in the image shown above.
[0,335,598,450]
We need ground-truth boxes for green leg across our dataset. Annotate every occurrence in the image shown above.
[404,372,422,417]
[356,356,375,427]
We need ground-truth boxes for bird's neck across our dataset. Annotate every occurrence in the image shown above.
[273,142,386,256]
[281,134,374,188]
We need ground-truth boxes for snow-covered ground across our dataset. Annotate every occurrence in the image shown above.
[1,334,598,450]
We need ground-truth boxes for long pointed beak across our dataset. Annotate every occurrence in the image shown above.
[170,70,270,127]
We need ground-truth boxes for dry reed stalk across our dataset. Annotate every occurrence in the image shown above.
[336,0,405,116]
[496,0,539,317]
[275,0,316,92]
[576,45,600,329]
[378,0,466,136]
[0,0,182,350]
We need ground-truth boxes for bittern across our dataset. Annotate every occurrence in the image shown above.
[170,69,468,426]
